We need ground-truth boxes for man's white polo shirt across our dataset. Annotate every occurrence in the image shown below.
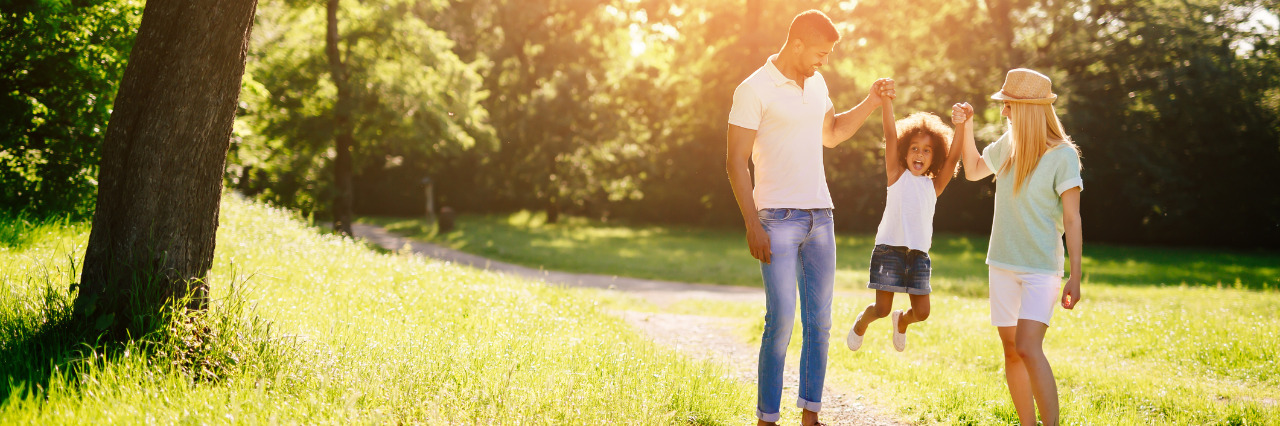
[728,54,835,211]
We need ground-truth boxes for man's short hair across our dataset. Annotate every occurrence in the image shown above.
[786,10,840,45]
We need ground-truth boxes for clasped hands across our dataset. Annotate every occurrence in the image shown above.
[869,80,978,128]
[868,78,896,105]
[951,102,975,125]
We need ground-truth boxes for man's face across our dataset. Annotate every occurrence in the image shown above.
[795,39,836,78]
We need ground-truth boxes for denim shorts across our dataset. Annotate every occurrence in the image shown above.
[867,244,931,295]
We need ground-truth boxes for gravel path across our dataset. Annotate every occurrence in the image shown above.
[353,223,906,425]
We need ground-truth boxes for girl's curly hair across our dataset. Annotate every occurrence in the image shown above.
[894,112,955,178]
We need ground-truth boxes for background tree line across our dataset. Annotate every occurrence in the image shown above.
[4,0,1279,247]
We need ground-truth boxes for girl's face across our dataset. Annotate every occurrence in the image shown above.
[905,134,934,176]
[1001,101,1012,118]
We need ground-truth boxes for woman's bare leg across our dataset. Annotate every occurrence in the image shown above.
[1015,319,1058,425]
[998,326,1037,425]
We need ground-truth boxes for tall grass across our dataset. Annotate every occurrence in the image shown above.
[0,196,752,423]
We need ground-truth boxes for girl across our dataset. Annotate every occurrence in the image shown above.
[955,68,1083,426]
[845,89,964,352]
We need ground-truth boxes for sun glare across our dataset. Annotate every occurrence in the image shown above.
[631,39,648,56]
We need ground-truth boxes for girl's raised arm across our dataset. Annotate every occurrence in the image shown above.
[934,116,967,196]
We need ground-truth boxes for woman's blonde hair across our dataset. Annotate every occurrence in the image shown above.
[1001,102,1080,195]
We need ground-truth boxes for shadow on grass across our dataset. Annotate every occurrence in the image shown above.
[0,264,106,402]
[1082,244,1279,289]
[0,213,80,251]
[0,269,293,404]
[0,314,97,401]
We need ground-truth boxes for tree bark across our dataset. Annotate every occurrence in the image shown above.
[327,0,355,236]
[78,0,259,318]
[545,154,559,224]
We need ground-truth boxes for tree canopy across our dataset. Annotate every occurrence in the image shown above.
[5,0,1279,247]
[0,0,142,216]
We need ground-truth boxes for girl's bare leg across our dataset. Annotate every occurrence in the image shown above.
[896,294,931,333]
[853,290,895,335]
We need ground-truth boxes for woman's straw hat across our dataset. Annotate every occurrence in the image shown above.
[991,68,1057,104]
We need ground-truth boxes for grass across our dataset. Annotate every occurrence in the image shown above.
[0,196,753,424]
[663,286,1280,425]
[362,212,770,287]
[366,211,1280,424]
[361,212,1280,292]
[0,211,80,250]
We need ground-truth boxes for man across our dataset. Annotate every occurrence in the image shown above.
[726,9,894,426]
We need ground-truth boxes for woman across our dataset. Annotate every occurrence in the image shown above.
[954,68,1083,426]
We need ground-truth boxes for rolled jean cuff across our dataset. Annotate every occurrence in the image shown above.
[757,409,781,422]
[797,397,822,412]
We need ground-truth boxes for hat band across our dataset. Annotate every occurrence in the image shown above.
[1002,89,1049,100]
[998,89,1057,105]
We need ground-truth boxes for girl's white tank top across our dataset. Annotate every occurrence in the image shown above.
[873,171,936,253]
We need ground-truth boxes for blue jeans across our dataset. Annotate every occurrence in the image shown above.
[755,208,836,422]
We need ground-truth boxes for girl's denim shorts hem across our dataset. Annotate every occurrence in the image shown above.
[867,244,932,295]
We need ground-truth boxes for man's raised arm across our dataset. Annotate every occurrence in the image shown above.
[823,78,895,148]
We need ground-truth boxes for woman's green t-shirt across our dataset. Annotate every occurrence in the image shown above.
[981,132,1083,276]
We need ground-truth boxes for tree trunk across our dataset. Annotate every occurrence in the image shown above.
[546,197,559,224]
[545,153,559,224]
[327,0,355,236]
[78,0,259,320]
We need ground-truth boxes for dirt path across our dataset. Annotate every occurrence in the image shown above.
[353,223,905,425]
[613,311,904,425]
[353,224,760,306]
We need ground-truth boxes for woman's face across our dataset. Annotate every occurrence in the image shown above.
[1001,101,1012,118]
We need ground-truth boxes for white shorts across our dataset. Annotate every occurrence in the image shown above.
[989,266,1061,327]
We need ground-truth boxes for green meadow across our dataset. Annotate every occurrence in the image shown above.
[4,203,1276,424]
[0,197,752,424]
[367,213,1280,424]
[362,212,1279,292]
